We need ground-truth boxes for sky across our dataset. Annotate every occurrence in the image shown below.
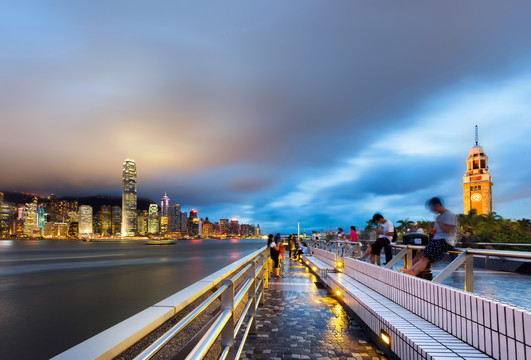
[1,1,530,233]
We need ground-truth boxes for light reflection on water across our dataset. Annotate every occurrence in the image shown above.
[0,238,265,360]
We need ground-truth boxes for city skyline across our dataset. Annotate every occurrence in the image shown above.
[1,2,531,232]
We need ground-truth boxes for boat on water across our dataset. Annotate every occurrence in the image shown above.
[145,239,177,245]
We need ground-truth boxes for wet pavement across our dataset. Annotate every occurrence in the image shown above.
[241,259,387,360]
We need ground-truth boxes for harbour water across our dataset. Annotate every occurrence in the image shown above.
[0,239,529,359]
[0,239,264,360]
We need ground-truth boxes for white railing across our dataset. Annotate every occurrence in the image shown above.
[308,239,531,293]
[134,246,269,360]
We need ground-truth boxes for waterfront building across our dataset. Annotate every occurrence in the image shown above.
[43,223,55,238]
[180,211,188,236]
[137,210,148,235]
[111,206,121,235]
[68,222,79,238]
[23,201,38,236]
[100,205,112,236]
[220,219,228,236]
[160,216,168,234]
[160,193,170,217]
[0,200,11,237]
[121,159,137,236]
[93,211,101,235]
[68,211,79,223]
[228,219,239,237]
[79,205,93,237]
[148,204,160,234]
[256,224,261,236]
[168,204,181,233]
[188,210,199,237]
[463,126,493,215]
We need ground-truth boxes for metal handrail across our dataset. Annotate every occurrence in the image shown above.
[308,240,531,293]
[391,244,531,259]
[134,246,268,360]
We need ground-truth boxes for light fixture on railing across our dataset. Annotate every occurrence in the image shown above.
[312,267,317,272]
[336,290,341,296]
[337,261,342,267]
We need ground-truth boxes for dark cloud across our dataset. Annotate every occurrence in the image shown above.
[1,1,531,230]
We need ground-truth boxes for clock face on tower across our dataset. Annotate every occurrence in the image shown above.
[471,193,482,202]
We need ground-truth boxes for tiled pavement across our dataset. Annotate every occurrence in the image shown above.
[241,259,387,360]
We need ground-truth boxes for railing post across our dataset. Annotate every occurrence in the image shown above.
[249,260,257,335]
[259,257,265,306]
[220,279,235,360]
[465,252,474,293]
[405,248,413,269]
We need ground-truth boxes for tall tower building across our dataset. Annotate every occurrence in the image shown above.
[463,126,493,215]
[121,159,137,236]
[79,205,93,238]
[160,193,170,217]
[100,205,112,236]
[148,204,160,234]
[111,206,121,235]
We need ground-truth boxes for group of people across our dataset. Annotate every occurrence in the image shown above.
[267,233,307,279]
[269,196,458,279]
[359,197,458,276]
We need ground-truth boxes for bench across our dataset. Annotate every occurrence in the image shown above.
[302,254,334,278]
[327,272,492,359]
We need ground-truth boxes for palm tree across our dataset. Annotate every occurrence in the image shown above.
[396,218,414,233]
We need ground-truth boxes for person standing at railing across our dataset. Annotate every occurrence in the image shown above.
[359,214,394,264]
[337,228,346,240]
[401,197,458,276]
[268,234,281,279]
[277,235,286,278]
[349,226,358,242]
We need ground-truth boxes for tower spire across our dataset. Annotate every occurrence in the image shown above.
[475,125,478,146]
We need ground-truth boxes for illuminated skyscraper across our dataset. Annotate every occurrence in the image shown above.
[111,206,121,235]
[180,211,188,235]
[168,204,181,233]
[148,204,160,234]
[137,210,148,235]
[121,159,137,236]
[0,196,11,237]
[188,210,199,237]
[79,205,93,238]
[220,219,229,236]
[100,205,112,236]
[23,201,38,236]
[229,219,239,237]
[161,193,170,217]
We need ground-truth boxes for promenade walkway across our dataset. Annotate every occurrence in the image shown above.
[241,258,387,360]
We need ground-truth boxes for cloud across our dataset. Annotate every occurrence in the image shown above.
[0,1,530,231]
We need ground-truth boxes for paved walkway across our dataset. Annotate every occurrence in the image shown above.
[241,259,387,360]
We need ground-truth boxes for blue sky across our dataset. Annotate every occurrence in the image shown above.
[1,1,530,233]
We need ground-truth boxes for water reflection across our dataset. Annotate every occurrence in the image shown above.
[0,238,264,360]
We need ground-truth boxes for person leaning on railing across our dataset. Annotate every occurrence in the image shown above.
[268,234,281,279]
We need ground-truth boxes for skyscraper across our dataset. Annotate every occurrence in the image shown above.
[168,204,181,233]
[463,126,493,215]
[79,205,93,238]
[148,204,160,234]
[121,159,137,236]
[160,193,170,217]
[100,205,112,236]
[111,206,121,235]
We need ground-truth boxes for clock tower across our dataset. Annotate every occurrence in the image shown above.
[463,126,493,215]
